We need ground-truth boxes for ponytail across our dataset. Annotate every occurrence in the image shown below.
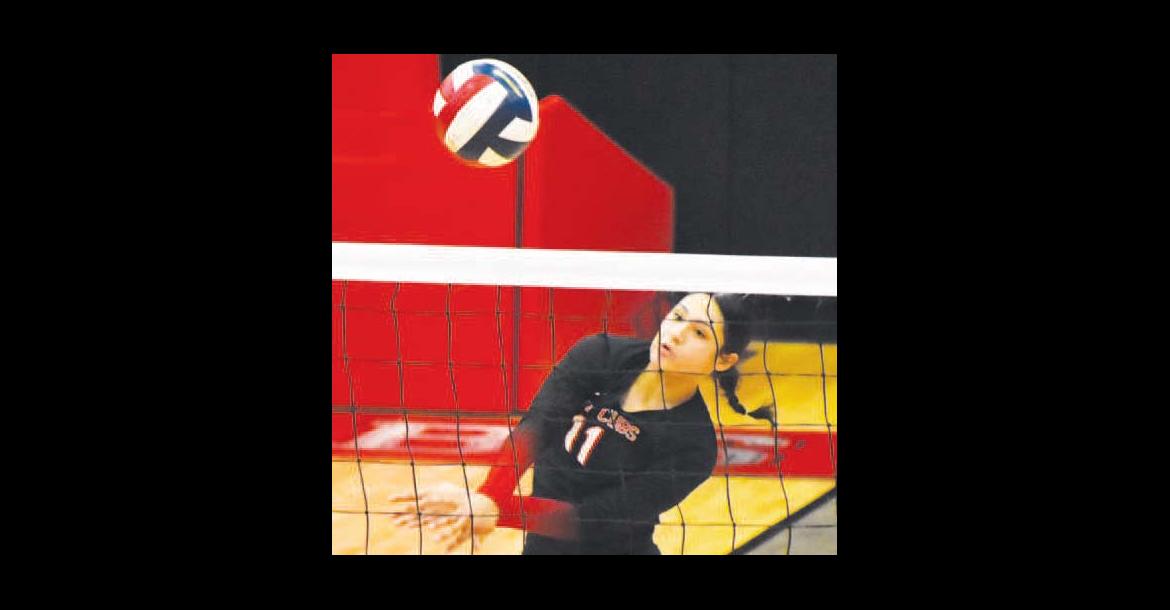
[717,367,747,415]
[710,293,773,422]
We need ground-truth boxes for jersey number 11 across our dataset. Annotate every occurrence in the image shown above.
[564,415,604,466]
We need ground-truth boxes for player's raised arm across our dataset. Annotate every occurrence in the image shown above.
[477,334,612,537]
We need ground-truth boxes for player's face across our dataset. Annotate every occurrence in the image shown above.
[649,293,738,375]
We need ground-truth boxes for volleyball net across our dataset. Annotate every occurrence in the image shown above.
[331,243,837,555]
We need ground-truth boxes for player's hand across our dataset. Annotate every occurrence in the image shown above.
[386,483,457,529]
[386,483,499,554]
[433,490,498,554]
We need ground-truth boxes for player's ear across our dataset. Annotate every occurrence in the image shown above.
[715,351,739,372]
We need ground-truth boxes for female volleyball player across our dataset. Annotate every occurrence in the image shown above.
[388,292,757,554]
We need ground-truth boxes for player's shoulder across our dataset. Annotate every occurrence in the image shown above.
[564,333,649,372]
[570,332,644,352]
[590,333,649,362]
[597,332,649,350]
[560,333,611,368]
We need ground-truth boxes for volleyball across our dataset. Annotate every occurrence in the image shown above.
[433,59,539,168]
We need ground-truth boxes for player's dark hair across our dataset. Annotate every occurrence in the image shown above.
[710,293,758,418]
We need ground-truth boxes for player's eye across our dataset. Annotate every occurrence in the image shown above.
[695,328,705,338]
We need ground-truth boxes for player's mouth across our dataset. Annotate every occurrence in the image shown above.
[660,344,673,357]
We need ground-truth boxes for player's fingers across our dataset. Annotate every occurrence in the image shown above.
[388,513,421,528]
[422,515,453,534]
[385,504,420,518]
[391,519,422,531]
[388,512,421,526]
[435,518,468,543]
[404,497,433,510]
[444,530,472,554]
[389,500,429,512]
[415,499,455,514]
[384,499,416,510]
[435,527,458,547]
[403,506,433,521]
[437,514,463,527]
[433,531,460,554]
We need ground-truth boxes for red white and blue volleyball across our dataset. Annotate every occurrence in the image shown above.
[433,59,540,168]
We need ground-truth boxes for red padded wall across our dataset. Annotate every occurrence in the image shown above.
[332,54,517,246]
[332,56,674,426]
[521,96,673,253]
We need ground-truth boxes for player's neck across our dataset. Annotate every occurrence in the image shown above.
[621,370,698,412]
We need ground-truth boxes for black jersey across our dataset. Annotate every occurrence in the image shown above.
[518,333,718,555]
